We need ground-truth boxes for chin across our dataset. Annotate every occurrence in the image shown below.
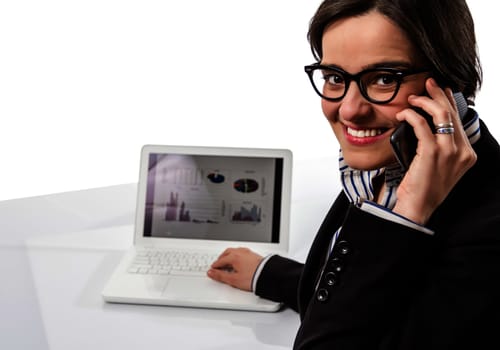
[342,153,395,171]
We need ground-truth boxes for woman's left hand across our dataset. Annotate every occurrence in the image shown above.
[392,78,477,225]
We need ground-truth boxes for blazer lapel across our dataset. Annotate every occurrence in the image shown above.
[297,193,350,317]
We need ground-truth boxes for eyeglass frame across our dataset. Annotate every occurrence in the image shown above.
[304,63,429,104]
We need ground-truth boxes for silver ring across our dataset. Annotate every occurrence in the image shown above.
[435,122,454,130]
[436,127,455,134]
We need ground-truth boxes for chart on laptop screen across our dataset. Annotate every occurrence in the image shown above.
[143,153,283,243]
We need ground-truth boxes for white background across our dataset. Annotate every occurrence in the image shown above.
[1,0,498,201]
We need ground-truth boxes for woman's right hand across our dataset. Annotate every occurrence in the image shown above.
[393,79,477,225]
[207,247,263,292]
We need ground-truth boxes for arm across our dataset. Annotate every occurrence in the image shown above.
[255,255,304,312]
[207,248,304,311]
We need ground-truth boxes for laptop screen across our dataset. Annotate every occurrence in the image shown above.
[142,153,284,243]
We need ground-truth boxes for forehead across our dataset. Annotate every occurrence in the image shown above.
[321,11,418,70]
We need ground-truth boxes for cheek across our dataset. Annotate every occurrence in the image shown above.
[379,105,406,124]
[321,99,339,122]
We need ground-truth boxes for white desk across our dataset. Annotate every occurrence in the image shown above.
[0,157,339,350]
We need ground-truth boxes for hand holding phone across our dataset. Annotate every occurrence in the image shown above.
[390,92,468,170]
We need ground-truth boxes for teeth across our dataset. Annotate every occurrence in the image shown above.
[347,127,383,138]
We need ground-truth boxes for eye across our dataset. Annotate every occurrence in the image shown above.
[323,72,345,86]
[373,73,397,86]
[361,70,401,92]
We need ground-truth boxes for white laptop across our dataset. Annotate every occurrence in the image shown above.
[102,145,292,312]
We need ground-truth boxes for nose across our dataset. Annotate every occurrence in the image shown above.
[337,81,371,122]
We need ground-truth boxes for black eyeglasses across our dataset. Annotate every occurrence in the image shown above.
[304,63,428,104]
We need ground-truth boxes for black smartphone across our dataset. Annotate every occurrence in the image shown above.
[390,107,433,171]
[390,92,468,171]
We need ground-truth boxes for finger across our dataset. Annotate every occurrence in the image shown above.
[407,80,457,145]
[217,247,232,257]
[443,88,470,145]
[424,82,465,145]
[429,90,460,148]
[213,248,234,264]
[211,255,232,269]
[405,79,451,125]
[444,88,459,118]
[423,79,454,127]
[207,268,235,285]
[396,108,435,145]
[206,267,250,291]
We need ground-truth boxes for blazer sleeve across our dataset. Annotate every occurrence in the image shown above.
[254,254,303,312]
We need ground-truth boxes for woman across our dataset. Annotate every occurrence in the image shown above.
[208,0,500,348]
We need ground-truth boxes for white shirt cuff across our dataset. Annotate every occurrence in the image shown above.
[359,200,434,235]
[251,254,274,293]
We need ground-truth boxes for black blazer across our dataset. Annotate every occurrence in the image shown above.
[256,120,500,349]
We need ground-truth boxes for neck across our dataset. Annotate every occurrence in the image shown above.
[372,175,385,204]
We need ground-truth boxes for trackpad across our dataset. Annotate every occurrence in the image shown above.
[162,277,254,302]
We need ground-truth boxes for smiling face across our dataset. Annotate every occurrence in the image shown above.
[321,11,428,170]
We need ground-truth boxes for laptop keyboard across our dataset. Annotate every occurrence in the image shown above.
[128,250,219,277]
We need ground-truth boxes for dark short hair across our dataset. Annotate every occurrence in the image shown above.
[308,0,482,99]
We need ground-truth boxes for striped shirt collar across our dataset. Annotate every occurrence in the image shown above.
[339,109,481,209]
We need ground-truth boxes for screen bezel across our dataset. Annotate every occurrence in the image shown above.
[133,145,292,254]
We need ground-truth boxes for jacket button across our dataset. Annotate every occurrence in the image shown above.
[316,288,329,302]
[336,240,350,256]
[324,272,337,286]
[330,257,343,273]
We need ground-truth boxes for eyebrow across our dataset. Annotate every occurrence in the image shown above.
[320,60,414,72]
[362,61,414,70]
